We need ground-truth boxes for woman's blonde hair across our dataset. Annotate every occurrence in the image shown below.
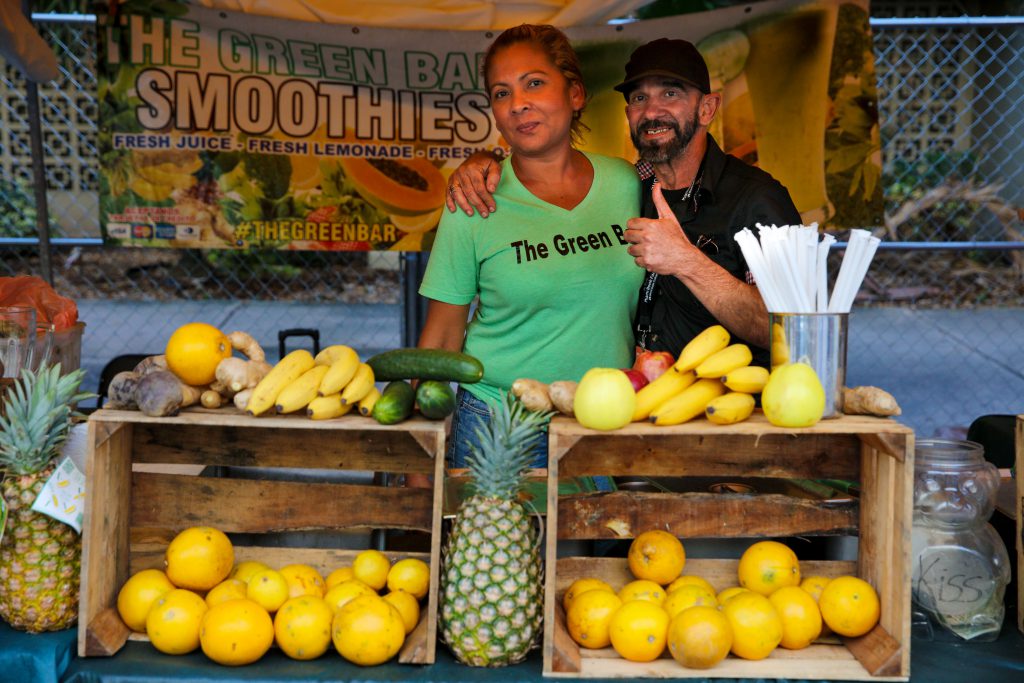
[483,24,589,146]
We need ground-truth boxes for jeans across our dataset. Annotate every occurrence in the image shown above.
[445,388,547,469]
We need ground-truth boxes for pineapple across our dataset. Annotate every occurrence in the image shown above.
[440,392,550,667]
[0,364,89,632]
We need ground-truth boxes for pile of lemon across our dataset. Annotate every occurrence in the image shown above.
[564,532,881,669]
[116,526,429,666]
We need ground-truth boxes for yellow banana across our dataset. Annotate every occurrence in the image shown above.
[722,365,770,393]
[246,349,315,416]
[275,365,329,414]
[339,363,375,404]
[674,325,730,373]
[318,350,361,395]
[632,369,696,422]
[695,343,753,378]
[650,378,726,426]
[314,344,358,367]
[358,386,381,416]
[307,393,355,420]
[705,392,755,425]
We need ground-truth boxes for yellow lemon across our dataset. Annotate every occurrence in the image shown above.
[199,598,274,666]
[164,322,231,386]
[117,569,176,633]
[246,569,290,613]
[332,594,405,666]
[273,596,334,660]
[608,599,670,662]
[353,549,391,591]
[563,577,615,614]
[627,530,686,585]
[618,579,666,605]
[326,566,355,590]
[205,578,249,608]
[800,575,831,602]
[324,579,377,613]
[663,584,718,619]
[230,561,271,585]
[818,575,880,637]
[165,526,234,592]
[716,586,750,605]
[737,540,800,596]
[769,585,823,649]
[146,588,208,655]
[567,587,622,649]
[385,558,430,600]
[667,605,733,669]
[382,590,420,634]
[667,574,716,597]
[721,591,783,660]
[280,564,326,598]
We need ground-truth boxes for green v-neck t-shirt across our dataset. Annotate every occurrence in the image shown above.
[419,151,644,405]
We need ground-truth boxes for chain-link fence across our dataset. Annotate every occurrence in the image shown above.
[2,10,1023,435]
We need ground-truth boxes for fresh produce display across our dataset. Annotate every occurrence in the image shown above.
[112,526,428,666]
[440,394,547,667]
[562,533,881,669]
[0,365,90,633]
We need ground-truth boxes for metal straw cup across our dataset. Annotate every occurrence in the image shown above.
[769,313,848,419]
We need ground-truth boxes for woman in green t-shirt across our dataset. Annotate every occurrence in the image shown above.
[417,25,643,469]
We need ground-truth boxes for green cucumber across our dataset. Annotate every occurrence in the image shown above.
[415,381,456,420]
[372,380,415,425]
[367,348,484,383]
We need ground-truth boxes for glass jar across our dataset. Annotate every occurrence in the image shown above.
[910,439,1010,641]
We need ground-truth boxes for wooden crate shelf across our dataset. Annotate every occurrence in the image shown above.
[79,408,446,664]
[1016,414,1023,636]
[543,414,914,680]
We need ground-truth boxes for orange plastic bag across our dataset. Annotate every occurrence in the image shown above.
[0,276,78,331]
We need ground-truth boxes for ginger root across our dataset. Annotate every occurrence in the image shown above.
[228,330,265,362]
[200,389,224,409]
[215,356,272,394]
[843,386,901,417]
[511,378,554,413]
[233,387,254,412]
[548,380,578,416]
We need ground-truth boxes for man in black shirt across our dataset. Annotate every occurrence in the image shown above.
[445,38,800,365]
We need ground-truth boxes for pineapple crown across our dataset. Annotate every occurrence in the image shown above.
[0,363,91,476]
[465,392,553,500]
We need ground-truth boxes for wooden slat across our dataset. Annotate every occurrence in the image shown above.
[83,608,131,657]
[551,600,582,673]
[542,438,564,676]
[553,431,862,480]
[557,492,858,540]
[130,472,434,533]
[843,624,903,677]
[79,420,133,657]
[132,422,436,473]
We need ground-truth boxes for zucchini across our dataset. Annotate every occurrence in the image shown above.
[415,381,456,420]
[371,380,415,425]
[367,348,484,383]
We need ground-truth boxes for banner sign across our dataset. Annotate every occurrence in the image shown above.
[95,0,880,251]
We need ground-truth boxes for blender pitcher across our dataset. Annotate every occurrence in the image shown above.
[0,306,36,378]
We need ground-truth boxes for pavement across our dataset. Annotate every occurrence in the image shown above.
[73,300,1024,440]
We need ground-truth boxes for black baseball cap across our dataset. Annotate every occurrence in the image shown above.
[614,38,711,97]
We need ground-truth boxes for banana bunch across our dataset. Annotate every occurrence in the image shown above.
[634,325,769,426]
[130,150,201,202]
[245,344,377,420]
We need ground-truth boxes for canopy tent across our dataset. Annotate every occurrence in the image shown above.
[0,0,651,82]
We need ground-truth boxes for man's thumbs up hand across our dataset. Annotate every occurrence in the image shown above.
[625,182,696,275]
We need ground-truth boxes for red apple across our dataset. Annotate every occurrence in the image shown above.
[620,368,649,392]
[633,349,676,383]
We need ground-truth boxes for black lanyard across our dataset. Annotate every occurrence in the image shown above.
[634,160,705,351]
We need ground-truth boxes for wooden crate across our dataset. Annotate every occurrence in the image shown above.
[78,408,445,663]
[543,414,914,680]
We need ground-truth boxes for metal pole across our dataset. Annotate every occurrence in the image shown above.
[23,0,53,285]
